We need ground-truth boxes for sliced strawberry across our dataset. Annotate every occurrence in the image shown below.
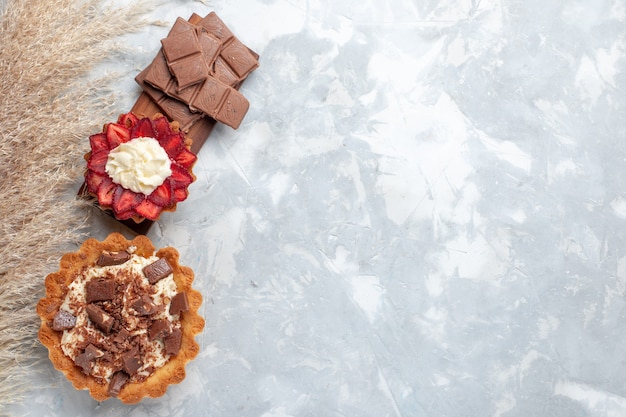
[172,187,189,203]
[112,187,144,217]
[85,171,109,194]
[117,112,139,129]
[106,123,131,149]
[152,115,173,140]
[89,133,110,153]
[173,147,197,169]
[87,150,109,174]
[158,131,185,158]
[148,181,173,207]
[134,199,162,221]
[97,178,117,207]
[131,117,156,139]
[169,164,194,189]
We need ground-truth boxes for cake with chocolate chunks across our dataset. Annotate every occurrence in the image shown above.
[37,233,204,403]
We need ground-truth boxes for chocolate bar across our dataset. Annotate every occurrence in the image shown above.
[138,12,258,131]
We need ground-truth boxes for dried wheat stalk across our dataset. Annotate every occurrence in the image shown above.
[0,0,160,409]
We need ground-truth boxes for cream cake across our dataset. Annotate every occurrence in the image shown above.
[37,233,204,403]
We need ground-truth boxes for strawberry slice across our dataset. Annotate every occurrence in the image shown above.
[97,178,117,207]
[173,148,197,169]
[152,115,173,140]
[89,133,110,153]
[169,164,194,189]
[158,131,185,158]
[148,181,173,207]
[112,187,144,217]
[117,112,139,129]
[106,123,130,149]
[172,187,189,203]
[131,117,156,139]
[85,171,109,194]
[87,150,109,174]
[134,199,162,221]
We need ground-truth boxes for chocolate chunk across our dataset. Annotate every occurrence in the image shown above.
[84,343,105,359]
[96,250,131,266]
[143,258,173,284]
[114,327,130,344]
[169,292,189,315]
[121,346,142,375]
[108,371,130,397]
[85,278,115,303]
[148,318,171,341]
[86,304,115,334]
[164,327,183,356]
[51,310,76,331]
[74,344,103,374]
[131,294,158,316]
[74,352,92,374]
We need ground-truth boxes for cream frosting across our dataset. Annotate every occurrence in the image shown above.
[105,137,172,195]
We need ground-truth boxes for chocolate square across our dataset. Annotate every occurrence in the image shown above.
[161,28,201,63]
[190,77,230,116]
[212,56,241,87]
[144,52,173,92]
[220,38,259,79]
[198,12,234,41]
[198,31,222,67]
[168,53,209,91]
[215,89,250,129]
[168,16,196,36]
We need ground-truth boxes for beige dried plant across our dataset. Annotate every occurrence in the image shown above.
[0,0,161,410]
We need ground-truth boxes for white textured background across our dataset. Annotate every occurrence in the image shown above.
[12,0,626,416]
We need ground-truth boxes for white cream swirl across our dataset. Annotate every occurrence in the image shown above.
[105,137,172,195]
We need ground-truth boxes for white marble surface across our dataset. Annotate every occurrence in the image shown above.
[11,0,626,415]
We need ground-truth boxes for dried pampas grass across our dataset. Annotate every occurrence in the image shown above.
[0,0,159,410]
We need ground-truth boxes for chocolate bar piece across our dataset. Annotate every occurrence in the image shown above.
[169,292,189,315]
[142,258,173,284]
[163,327,182,356]
[121,346,142,375]
[96,250,131,266]
[85,278,116,303]
[75,344,103,374]
[108,371,129,397]
[138,64,203,132]
[86,304,115,334]
[52,310,76,331]
[161,26,209,90]
[131,294,158,316]
[148,318,171,341]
